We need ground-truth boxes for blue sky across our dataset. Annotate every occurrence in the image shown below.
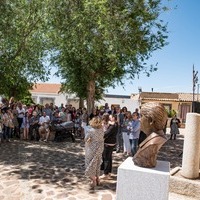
[49,0,200,95]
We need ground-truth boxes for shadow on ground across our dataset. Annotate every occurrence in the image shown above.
[0,139,119,195]
[0,133,184,197]
[158,134,184,169]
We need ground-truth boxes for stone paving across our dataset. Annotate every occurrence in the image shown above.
[0,139,120,200]
[0,130,198,200]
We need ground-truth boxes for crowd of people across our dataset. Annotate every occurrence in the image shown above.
[84,103,182,189]
[0,97,85,143]
[0,97,141,145]
[0,96,181,190]
[0,97,142,183]
[84,104,143,189]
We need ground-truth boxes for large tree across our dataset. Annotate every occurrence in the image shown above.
[0,0,51,99]
[49,0,169,113]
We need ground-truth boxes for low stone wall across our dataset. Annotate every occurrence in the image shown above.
[170,167,200,199]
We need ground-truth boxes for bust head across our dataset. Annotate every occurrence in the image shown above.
[140,102,167,136]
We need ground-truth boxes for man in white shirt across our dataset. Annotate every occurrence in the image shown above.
[38,112,50,142]
[17,102,25,135]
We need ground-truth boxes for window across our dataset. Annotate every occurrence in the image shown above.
[162,104,172,112]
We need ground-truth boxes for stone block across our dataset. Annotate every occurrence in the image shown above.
[116,157,170,200]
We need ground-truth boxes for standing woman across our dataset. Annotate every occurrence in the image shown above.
[100,114,118,179]
[128,112,140,156]
[81,108,88,139]
[12,104,19,138]
[170,115,181,140]
[110,105,116,115]
[22,112,31,140]
[85,117,104,189]
[122,111,132,156]
[34,104,42,117]
[121,106,128,116]
[2,108,13,142]
[102,113,109,132]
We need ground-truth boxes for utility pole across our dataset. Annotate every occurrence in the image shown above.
[192,65,198,112]
[138,86,142,109]
[197,84,200,102]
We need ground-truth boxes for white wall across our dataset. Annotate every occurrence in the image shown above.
[96,97,139,113]
[31,92,139,112]
[31,92,79,107]
[32,93,67,106]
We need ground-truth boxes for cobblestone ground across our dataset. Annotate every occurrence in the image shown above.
[0,130,196,200]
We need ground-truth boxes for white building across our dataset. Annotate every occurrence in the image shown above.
[96,94,139,113]
[30,83,139,112]
[30,83,79,107]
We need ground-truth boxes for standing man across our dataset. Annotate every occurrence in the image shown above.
[17,102,25,136]
[116,106,124,153]
[104,103,111,114]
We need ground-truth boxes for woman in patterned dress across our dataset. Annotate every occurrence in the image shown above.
[170,115,181,140]
[85,116,104,189]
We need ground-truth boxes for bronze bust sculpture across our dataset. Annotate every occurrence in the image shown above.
[133,102,168,168]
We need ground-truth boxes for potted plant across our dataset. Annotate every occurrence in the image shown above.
[166,109,177,128]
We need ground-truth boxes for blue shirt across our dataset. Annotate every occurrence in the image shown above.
[129,119,140,139]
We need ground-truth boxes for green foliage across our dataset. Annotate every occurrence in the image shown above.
[20,92,35,106]
[0,71,33,100]
[48,0,169,112]
[0,0,170,112]
[166,109,176,118]
[0,0,51,99]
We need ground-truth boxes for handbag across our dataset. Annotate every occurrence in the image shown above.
[8,120,14,128]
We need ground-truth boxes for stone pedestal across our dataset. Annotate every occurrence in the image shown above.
[181,113,200,179]
[116,157,170,200]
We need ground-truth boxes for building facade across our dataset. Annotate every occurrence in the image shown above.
[95,94,139,113]
[30,84,198,122]
[30,83,79,108]
[132,92,198,123]
[30,83,139,112]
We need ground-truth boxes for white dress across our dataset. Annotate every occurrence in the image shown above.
[85,126,104,177]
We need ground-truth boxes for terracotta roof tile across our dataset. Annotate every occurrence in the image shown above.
[140,92,178,100]
[139,92,199,102]
[30,83,61,94]
[178,93,198,102]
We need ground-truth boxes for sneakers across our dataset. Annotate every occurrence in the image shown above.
[44,139,48,142]
[99,173,111,180]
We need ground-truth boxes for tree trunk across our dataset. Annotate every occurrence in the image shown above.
[10,88,17,99]
[86,80,95,115]
[79,97,84,108]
